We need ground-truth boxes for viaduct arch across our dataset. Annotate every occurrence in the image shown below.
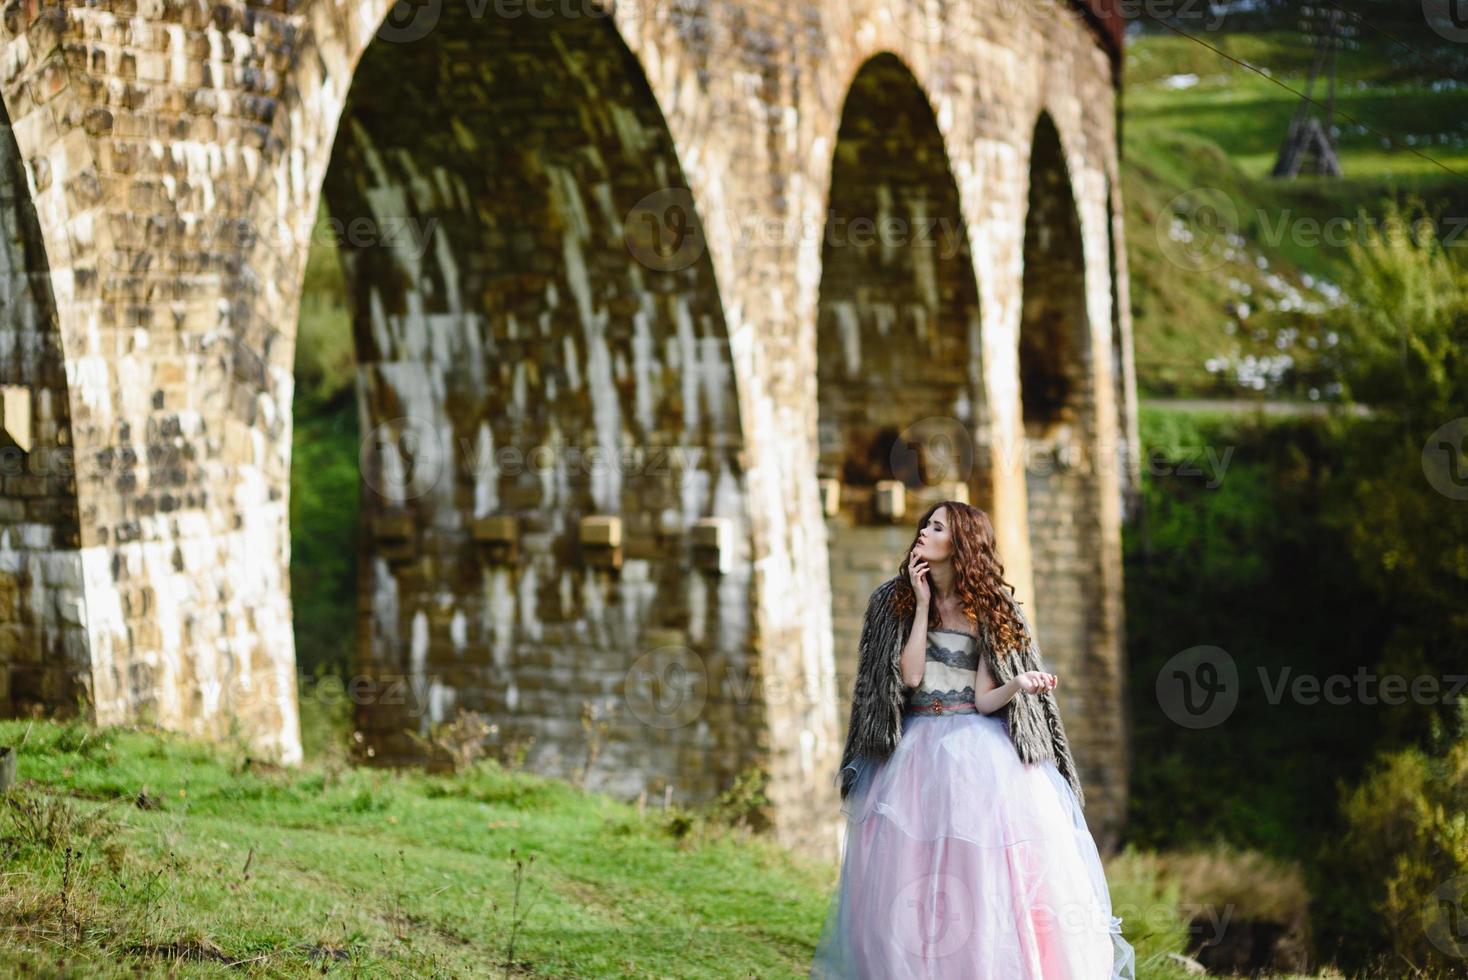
[0,0,1136,855]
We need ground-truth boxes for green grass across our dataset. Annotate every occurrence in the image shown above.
[0,713,1220,977]
[250,29,1429,980]
[0,715,825,976]
[1126,32,1468,184]
[1121,29,1468,398]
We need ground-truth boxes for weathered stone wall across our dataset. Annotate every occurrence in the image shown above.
[0,0,1133,856]
[817,52,992,729]
[321,5,754,802]
[1020,111,1128,847]
[0,101,86,720]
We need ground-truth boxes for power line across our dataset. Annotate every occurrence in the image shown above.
[1314,0,1466,83]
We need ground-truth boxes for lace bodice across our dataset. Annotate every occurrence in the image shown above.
[905,628,982,715]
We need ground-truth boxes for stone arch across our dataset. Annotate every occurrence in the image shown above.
[1106,172,1142,525]
[309,3,758,804]
[815,52,989,715]
[0,0,1131,855]
[1018,108,1115,809]
[0,97,86,720]
[0,13,156,734]
[1020,114,1087,433]
[1102,174,1125,522]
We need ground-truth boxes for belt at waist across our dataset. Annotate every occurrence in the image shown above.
[904,696,979,716]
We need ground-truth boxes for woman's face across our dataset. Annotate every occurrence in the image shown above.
[912,507,953,565]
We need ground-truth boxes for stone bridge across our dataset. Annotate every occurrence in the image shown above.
[0,0,1139,856]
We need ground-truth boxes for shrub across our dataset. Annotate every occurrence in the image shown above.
[1317,732,1468,974]
[1114,842,1312,973]
[406,708,497,775]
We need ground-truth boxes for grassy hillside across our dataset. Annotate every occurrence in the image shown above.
[235,20,1468,980]
[0,716,826,977]
[0,713,1250,978]
[1122,28,1468,397]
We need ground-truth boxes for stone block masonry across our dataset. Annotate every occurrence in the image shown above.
[0,0,1137,858]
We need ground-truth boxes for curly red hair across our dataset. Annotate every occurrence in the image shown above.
[890,500,1029,662]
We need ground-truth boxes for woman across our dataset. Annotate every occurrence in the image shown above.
[809,500,1136,979]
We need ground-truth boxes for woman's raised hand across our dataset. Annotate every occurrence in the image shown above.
[1014,670,1058,695]
[909,551,931,606]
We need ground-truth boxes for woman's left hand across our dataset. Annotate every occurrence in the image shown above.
[1014,671,1058,695]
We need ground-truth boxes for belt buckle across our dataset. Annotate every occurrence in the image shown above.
[932,697,943,715]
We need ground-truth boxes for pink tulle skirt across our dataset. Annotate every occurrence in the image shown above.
[810,710,1137,979]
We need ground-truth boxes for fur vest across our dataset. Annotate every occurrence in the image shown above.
[834,575,1087,809]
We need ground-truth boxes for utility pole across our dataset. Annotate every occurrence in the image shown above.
[1271,7,1344,178]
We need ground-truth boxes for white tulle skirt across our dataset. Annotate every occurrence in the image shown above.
[810,709,1137,980]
